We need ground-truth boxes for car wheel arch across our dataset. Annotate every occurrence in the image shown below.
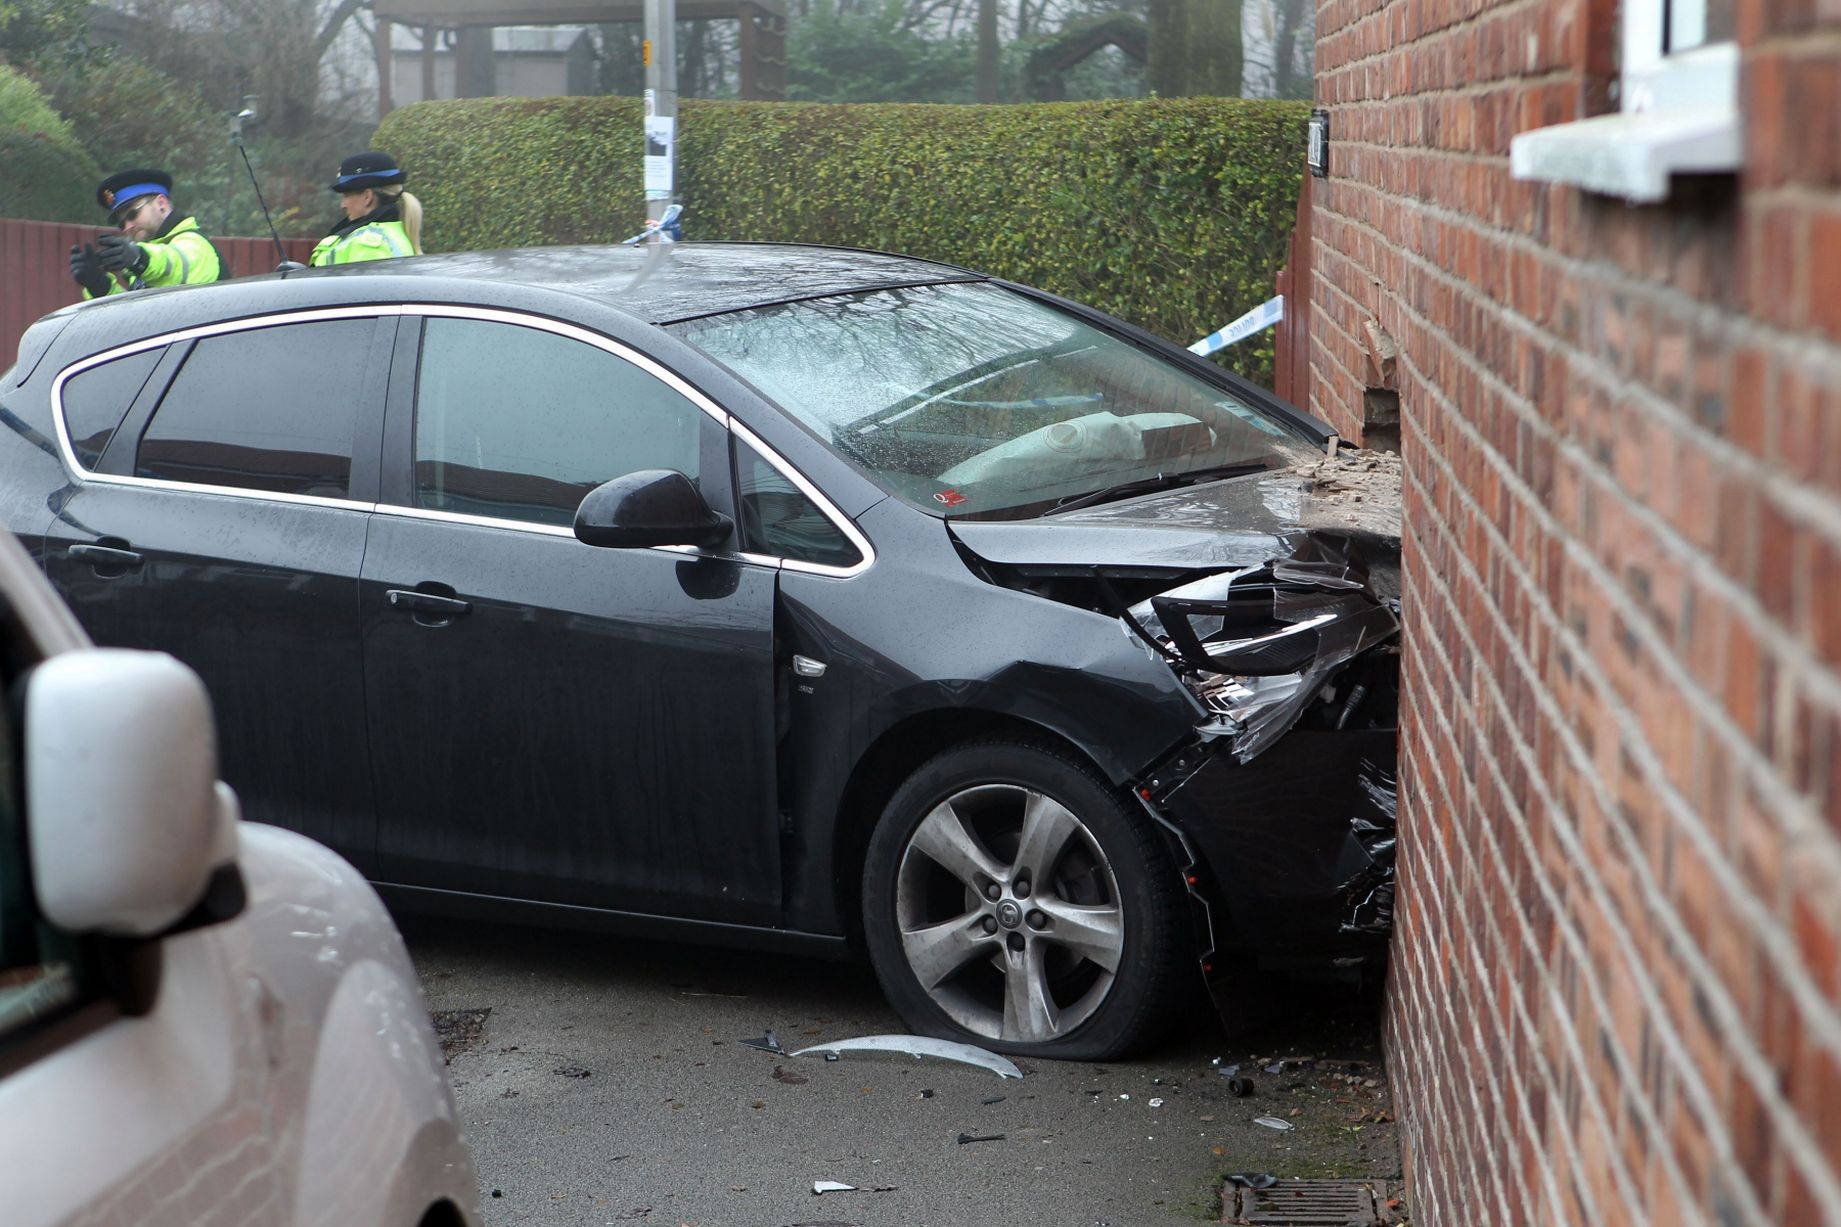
[830,709,1125,952]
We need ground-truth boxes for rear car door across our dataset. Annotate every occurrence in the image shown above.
[40,312,389,869]
[361,309,782,924]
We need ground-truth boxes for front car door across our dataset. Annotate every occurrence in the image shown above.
[361,309,782,924]
[40,312,388,868]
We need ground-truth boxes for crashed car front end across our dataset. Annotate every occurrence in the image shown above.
[1129,528,1401,967]
[952,452,1405,974]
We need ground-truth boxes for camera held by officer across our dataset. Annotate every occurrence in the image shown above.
[69,169,223,299]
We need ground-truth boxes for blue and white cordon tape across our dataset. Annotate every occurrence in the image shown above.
[623,203,685,245]
[1188,295,1285,357]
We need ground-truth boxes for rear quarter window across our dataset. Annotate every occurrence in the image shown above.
[59,350,163,470]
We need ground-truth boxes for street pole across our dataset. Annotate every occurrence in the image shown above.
[643,0,677,221]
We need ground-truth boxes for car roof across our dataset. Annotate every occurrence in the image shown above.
[286,242,986,323]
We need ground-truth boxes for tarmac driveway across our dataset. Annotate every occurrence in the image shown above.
[402,915,1401,1226]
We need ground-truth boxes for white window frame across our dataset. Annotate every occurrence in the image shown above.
[1509,0,1740,203]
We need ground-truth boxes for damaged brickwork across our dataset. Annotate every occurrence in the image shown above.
[1305,5,1841,1226]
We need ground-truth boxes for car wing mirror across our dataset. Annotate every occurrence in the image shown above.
[24,649,240,937]
[574,469,733,551]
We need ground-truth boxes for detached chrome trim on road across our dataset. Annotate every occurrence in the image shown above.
[48,303,875,578]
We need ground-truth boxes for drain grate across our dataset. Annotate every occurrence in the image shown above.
[1225,1178,1400,1225]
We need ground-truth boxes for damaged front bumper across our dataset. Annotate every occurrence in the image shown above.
[1145,720,1398,966]
[1121,532,1402,964]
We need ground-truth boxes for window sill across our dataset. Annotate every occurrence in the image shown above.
[1509,106,1741,204]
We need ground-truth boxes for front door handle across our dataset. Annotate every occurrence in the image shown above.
[385,588,472,624]
[68,542,144,571]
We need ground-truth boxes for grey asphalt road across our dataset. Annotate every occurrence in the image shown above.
[402,915,1400,1227]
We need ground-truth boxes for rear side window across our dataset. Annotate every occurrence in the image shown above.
[412,317,704,526]
[60,349,161,469]
[735,440,861,568]
[137,321,372,498]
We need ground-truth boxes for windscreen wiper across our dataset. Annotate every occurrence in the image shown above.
[1044,461,1272,515]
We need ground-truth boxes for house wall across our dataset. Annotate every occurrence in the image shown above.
[1306,1,1841,1222]
[390,49,581,103]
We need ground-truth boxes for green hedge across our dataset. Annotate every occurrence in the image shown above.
[0,64,99,222]
[374,97,1308,385]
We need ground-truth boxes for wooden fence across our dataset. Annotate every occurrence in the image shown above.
[2,217,316,372]
[1271,171,1312,409]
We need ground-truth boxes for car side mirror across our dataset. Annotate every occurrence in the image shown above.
[24,649,240,937]
[574,470,733,551]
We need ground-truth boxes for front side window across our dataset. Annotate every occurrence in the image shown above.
[672,283,1313,520]
[412,317,704,527]
[137,321,371,497]
[60,348,162,470]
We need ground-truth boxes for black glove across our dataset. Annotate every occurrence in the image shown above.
[96,233,148,276]
[69,243,109,297]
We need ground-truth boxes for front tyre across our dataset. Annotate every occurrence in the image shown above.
[861,739,1186,1060]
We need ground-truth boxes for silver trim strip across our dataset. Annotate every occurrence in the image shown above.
[47,302,875,579]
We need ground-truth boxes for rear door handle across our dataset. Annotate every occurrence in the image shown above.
[68,543,144,570]
[385,588,472,621]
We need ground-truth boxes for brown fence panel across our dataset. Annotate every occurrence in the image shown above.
[1271,171,1313,410]
[2,217,316,372]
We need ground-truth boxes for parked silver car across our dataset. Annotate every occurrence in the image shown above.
[0,528,477,1227]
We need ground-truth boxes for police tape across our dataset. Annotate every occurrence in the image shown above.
[1188,295,1285,357]
[622,202,685,245]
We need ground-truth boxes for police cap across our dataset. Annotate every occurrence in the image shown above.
[96,168,173,220]
[329,151,406,193]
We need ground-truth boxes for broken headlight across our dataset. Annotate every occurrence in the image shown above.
[1125,569,1399,762]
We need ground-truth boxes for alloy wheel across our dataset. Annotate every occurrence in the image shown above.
[892,782,1125,1045]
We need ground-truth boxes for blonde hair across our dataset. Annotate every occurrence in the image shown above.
[374,185,424,254]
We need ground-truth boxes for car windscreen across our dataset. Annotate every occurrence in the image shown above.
[669,282,1317,520]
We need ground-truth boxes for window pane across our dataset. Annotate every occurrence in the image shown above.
[414,318,704,526]
[735,439,861,568]
[61,348,161,469]
[138,321,371,497]
[1669,0,1734,50]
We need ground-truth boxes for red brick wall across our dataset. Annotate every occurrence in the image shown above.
[1308,1,1841,1222]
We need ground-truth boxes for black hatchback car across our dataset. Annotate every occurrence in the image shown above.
[0,244,1400,1058]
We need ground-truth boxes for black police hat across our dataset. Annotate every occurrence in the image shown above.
[329,151,406,193]
[96,168,173,219]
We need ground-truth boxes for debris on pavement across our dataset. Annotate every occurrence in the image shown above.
[773,1065,808,1085]
[428,1007,490,1062]
[956,1132,1006,1144]
[739,1029,785,1054]
[1252,1116,1296,1131]
[811,1180,856,1194]
[789,1033,1024,1079]
[551,1064,592,1078]
[981,1096,1006,1105]
[1225,1076,1255,1097]
[1225,1173,1277,1189]
[1148,1098,1165,1107]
